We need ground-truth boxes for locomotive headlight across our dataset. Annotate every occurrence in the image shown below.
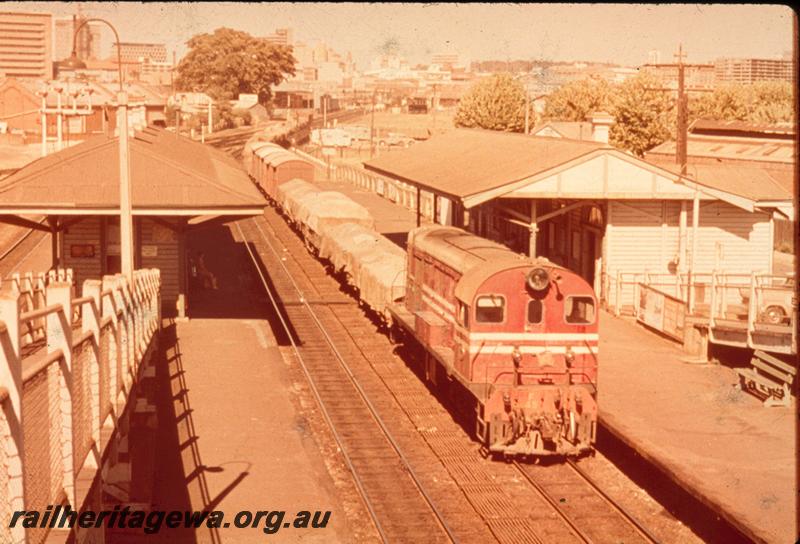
[527,267,550,292]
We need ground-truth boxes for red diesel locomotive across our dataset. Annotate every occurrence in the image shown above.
[390,226,598,457]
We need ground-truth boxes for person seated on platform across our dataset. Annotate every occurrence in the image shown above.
[196,251,218,290]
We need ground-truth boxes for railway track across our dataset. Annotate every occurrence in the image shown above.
[234,204,669,544]
[0,220,49,281]
[514,459,661,544]
[235,216,459,544]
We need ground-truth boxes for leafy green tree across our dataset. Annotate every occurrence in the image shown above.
[689,82,793,124]
[176,28,295,105]
[608,73,674,157]
[454,73,532,132]
[542,77,612,122]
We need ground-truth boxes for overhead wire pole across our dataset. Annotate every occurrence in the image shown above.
[525,85,530,135]
[369,89,376,158]
[675,43,688,175]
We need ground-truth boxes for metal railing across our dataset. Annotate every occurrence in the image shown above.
[0,268,161,544]
[332,161,437,221]
[610,269,796,352]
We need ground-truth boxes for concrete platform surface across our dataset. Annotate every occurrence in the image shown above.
[147,317,353,543]
[599,312,795,544]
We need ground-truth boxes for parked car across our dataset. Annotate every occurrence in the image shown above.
[738,273,795,325]
[377,132,416,148]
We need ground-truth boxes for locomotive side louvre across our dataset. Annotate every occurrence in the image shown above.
[398,225,599,457]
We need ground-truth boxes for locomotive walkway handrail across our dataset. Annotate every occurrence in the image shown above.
[237,218,459,544]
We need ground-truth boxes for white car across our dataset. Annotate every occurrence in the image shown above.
[377,132,415,148]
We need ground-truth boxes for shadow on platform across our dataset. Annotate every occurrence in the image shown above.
[185,223,296,346]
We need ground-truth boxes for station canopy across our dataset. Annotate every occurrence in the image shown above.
[363,128,775,212]
[0,126,265,219]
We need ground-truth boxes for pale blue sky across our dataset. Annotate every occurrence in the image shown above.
[3,2,796,69]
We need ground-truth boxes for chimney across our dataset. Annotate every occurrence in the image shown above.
[586,111,614,144]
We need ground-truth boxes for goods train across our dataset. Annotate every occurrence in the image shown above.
[243,137,598,458]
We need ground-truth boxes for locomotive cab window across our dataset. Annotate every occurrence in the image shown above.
[527,300,543,324]
[457,301,469,327]
[565,296,596,324]
[475,295,505,323]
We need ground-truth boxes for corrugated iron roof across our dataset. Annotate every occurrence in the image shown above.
[363,128,605,199]
[690,119,795,137]
[647,135,795,163]
[0,127,264,211]
[647,156,793,202]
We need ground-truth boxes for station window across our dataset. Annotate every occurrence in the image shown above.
[565,296,596,324]
[527,300,543,324]
[475,295,505,323]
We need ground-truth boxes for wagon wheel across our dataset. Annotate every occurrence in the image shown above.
[762,305,787,325]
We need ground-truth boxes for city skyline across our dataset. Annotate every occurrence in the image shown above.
[1,2,795,70]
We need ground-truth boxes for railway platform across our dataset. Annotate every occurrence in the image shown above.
[317,172,797,544]
[599,312,795,544]
[122,224,361,543]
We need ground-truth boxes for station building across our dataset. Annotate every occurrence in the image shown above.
[0,126,266,317]
[363,122,794,316]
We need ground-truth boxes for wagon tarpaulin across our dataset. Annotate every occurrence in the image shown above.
[320,223,406,318]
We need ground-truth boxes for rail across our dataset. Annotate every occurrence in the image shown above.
[0,218,47,264]
[0,268,161,544]
[514,460,661,544]
[236,218,457,544]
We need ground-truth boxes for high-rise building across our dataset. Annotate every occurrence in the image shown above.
[111,42,168,63]
[714,57,793,84]
[640,63,716,90]
[431,52,460,69]
[0,11,53,78]
[54,17,102,62]
[264,28,293,47]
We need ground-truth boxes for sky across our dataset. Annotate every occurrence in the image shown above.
[3,2,796,69]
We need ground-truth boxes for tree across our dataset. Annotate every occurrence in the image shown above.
[176,27,295,105]
[689,81,793,124]
[454,74,532,132]
[608,73,674,157]
[542,77,612,122]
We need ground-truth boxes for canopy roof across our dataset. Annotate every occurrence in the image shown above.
[0,127,265,215]
[364,129,605,201]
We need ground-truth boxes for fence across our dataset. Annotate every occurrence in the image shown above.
[611,269,796,351]
[0,268,161,544]
[292,147,439,222]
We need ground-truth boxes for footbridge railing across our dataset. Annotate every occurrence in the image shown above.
[0,269,161,544]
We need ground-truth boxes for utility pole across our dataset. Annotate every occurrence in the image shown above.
[207,97,213,134]
[432,84,437,132]
[675,44,688,175]
[524,87,530,135]
[369,89,376,158]
[643,45,704,174]
[322,94,327,128]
